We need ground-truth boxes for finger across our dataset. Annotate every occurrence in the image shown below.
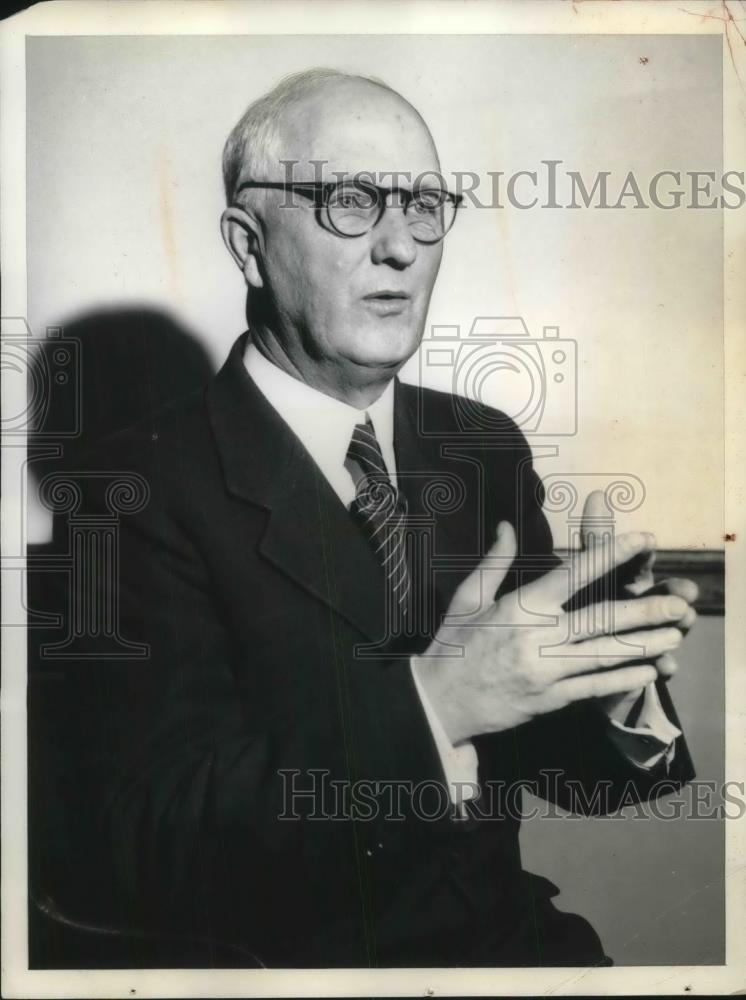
[578,492,656,594]
[448,520,517,617]
[579,490,608,550]
[565,594,691,641]
[555,664,658,705]
[522,531,656,610]
[627,576,700,604]
[656,653,679,678]
[658,577,700,604]
[545,627,683,679]
[679,605,697,633]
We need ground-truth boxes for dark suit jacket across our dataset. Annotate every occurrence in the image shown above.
[40,332,694,968]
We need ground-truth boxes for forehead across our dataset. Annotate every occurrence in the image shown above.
[275,81,440,183]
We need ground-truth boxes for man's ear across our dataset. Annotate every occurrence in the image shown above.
[220,206,265,289]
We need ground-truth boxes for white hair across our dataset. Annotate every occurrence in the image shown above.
[221,68,419,204]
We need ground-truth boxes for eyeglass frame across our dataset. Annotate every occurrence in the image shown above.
[232,179,464,244]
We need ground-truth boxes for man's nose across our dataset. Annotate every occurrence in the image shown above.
[370,200,417,270]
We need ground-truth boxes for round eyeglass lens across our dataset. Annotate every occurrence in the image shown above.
[406,190,455,243]
[327,183,380,236]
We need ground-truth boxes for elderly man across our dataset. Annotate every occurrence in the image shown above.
[71,69,696,968]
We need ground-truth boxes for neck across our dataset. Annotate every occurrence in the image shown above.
[251,327,396,409]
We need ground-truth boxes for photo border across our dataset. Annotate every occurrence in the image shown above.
[2,1,744,996]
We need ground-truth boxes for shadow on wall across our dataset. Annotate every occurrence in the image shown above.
[29,305,214,478]
[27,306,217,968]
[27,305,215,545]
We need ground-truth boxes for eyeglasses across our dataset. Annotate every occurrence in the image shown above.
[234,179,463,244]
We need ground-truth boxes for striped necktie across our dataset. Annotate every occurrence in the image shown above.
[346,418,411,612]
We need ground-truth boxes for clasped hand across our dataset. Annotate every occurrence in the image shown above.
[413,492,697,746]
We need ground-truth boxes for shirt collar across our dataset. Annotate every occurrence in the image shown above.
[243,340,396,507]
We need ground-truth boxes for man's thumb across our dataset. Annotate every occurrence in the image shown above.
[450,520,517,616]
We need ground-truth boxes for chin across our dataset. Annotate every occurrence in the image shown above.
[346,325,420,370]
[347,347,413,372]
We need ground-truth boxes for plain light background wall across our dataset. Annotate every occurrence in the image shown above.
[26,33,724,548]
[24,34,725,966]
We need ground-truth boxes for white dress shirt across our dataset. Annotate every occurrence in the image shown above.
[243,341,679,805]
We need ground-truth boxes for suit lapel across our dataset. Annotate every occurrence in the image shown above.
[394,379,486,625]
[207,334,389,642]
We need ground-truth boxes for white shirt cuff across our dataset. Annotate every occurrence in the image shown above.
[608,681,680,770]
[410,658,480,809]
